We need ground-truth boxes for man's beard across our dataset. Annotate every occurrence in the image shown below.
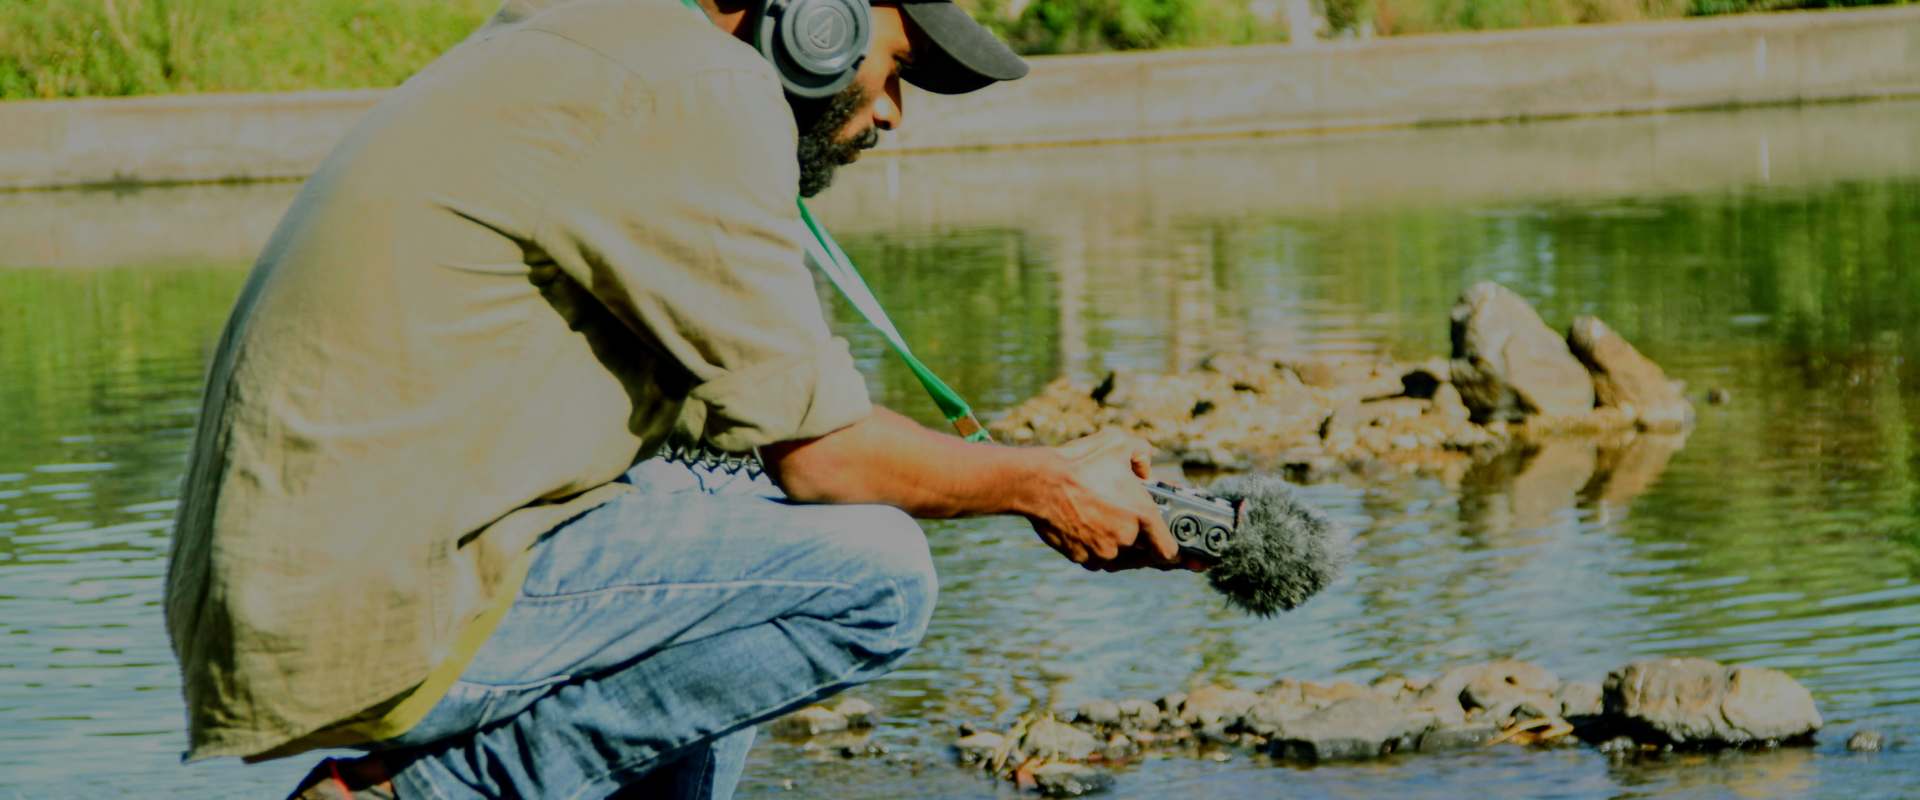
[787,84,879,198]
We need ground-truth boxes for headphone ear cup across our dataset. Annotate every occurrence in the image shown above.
[755,0,869,98]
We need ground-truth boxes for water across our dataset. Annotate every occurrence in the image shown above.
[1,100,1916,797]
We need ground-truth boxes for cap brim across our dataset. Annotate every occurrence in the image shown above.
[897,0,1029,95]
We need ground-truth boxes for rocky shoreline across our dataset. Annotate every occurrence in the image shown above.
[765,657,1877,798]
[990,282,1700,486]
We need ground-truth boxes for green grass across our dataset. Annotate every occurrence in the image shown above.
[0,0,1911,100]
[0,0,496,99]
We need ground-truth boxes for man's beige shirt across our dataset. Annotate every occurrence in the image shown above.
[165,0,873,761]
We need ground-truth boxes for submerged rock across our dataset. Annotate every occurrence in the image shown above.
[991,282,1696,496]
[959,656,1830,795]
[953,731,1005,765]
[1450,282,1596,423]
[834,698,878,729]
[1075,698,1122,727]
[1180,686,1260,728]
[1568,316,1692,430]
[1847,730,1886,752]
[771,705,849,737]
[1555,681,1604,718]
[1269,696,1428,762]
[1461,660,1560,715]
[1021,718,1100,761]
[1030,763,1115,797]
[1416,723,1500,753]
[1603,658,1821,746]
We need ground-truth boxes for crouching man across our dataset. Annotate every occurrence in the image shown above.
[165,0,1178,796]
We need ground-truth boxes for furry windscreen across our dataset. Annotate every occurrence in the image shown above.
[1205,476,1353,616]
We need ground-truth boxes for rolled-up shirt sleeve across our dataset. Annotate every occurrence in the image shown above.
[534,65,871,452]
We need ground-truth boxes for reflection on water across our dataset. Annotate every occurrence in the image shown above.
[1,104,1917,796]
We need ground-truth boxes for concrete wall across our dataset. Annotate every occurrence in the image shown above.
[0,6,1916,191]
[7,98,1917,269]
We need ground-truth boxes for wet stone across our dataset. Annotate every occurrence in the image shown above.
[1022,718,1101,761]
[1269,696,1429,763]
[771,705,849,737]
[1302,680,1378,709]
[1462,660,1559,713]
[1568,315,1692,430]
[1030,763,1115,798]
[1240,697,1308,737]
[1603,658,1821,747]
[1417,724,1500,753]
[952,731,1004,765]
[1077,698,1122,727]
[1180,686,1258,727]
[1597,735,1638,755]
[1450,282,1596,422]
[1847,730,1885,752]
[1556,681,1603,718]
[1116,699,1161,729]
[833,698,878,729]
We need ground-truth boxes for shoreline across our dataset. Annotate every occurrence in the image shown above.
[1,5,1916,193]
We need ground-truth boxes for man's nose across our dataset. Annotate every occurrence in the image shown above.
[873,77,903,131]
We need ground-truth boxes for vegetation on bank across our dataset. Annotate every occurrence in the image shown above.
[0,0,497,99]
[0,0,1910,99]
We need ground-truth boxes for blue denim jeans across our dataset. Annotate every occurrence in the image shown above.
[372,456,937,799]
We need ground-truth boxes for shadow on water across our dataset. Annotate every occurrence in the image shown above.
[0,101,1916,796]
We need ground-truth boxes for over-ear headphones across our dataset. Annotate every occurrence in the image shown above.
[749,0,870,99]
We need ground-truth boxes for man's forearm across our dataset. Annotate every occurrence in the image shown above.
[759,407,1064,519]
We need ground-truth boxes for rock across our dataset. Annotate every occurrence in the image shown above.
[1847,730,1885,752]
[1322,399,1428,444]
[1722,664,1824,741]
[1269,696,1429,762]
[1117,699,1161,729]
[1404,698,1468,730]
[1430,382,1471,422]
[952,731,1004,765]
[1416,724,1500,753]
[1597,735,1638,755]
[1076,698,1122,727]
[1241,695,1312,736]
[1449,282,1595,423]
[1101,732,1134,760]
[771,705,849,737]
[1369,675,1410,699]
[1556,681,1603,718]
[1706,387,1731,405]
[1567,316,1692,430]
[1030,763,1115,798]
[1180,685,1259,727]
[1462,660,1559,713]
[1300,681,1374,709]
[833,698,878,728]
[1603,658,1821,747]
[1022,718,1101,761]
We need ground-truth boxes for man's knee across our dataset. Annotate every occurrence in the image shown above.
[839,505,937,657]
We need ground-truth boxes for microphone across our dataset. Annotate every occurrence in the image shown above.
[1145,477,1352,616]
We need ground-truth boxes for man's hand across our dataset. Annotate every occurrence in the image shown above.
[1024,430,1179,572]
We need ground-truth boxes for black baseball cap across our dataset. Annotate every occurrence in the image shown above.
[894,0,1029,94]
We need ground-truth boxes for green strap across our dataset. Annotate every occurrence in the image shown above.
[797,200,989,442]
[674,0,987,441]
